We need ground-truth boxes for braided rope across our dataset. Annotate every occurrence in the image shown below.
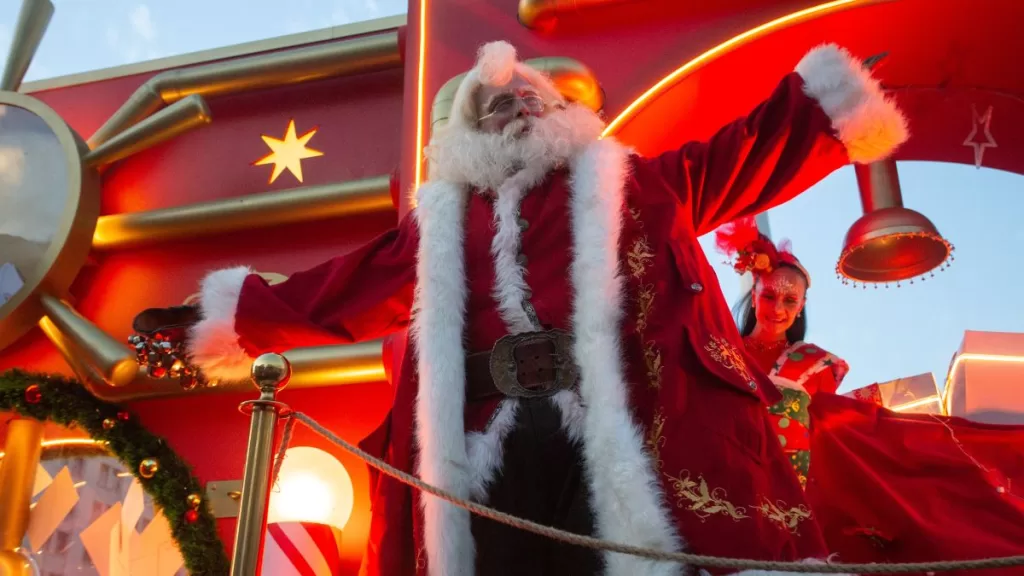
[285,411,1024,573]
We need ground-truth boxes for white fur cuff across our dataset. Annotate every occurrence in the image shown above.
[795,44,909,164]
[186,266,255,383]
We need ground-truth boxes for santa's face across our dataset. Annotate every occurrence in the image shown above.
[474,76,546,135]
[426,75,604,192]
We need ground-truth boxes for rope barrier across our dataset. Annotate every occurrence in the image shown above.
[279,410,1024,574]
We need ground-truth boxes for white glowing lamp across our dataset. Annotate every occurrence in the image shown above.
[266,446,354,530]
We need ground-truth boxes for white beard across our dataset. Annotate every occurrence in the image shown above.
[425,103,606,192]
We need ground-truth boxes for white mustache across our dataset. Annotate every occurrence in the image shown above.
[502,117,533,140]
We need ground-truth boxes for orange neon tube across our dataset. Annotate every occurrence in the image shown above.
[601,0,878,138]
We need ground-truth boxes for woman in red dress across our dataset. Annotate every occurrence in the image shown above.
[715,217,849,488]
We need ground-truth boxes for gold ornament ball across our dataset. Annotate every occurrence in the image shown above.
[139,458,159,479]
[102,418,116,430]
[186,493,202,509]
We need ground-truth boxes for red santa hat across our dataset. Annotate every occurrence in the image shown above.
[444,41,567,131]
[714,216,812,288]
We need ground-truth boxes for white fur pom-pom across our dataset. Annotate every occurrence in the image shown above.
[476,41,518,86]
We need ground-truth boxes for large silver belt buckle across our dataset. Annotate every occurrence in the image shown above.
[488,330,579,399]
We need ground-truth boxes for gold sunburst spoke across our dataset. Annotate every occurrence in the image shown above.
[83,94,212,168]
[0,0,53,93]
[87,31,401,149]
[38,295,137,387]
[38,317,109,390]
[91,174,394,251]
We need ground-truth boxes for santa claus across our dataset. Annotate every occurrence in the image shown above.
[133,41,908,575]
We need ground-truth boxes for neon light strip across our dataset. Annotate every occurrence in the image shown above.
[601,0,876,138]
[413,0,429,190]
[941,352,1024,415]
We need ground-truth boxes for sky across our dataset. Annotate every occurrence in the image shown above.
[3,0,1022,395]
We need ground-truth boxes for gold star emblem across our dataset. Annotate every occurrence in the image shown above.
[254,119,323,183]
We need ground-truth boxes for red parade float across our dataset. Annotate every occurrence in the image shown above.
[1,0,1023,574]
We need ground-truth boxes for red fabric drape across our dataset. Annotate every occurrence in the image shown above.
[807,394,1024,575]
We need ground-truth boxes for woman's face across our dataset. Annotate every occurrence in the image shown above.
[752,267,807,338]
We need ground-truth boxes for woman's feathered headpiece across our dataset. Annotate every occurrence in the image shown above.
[714,216,811,288]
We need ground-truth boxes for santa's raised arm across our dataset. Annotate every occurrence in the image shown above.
[134,41,906,576]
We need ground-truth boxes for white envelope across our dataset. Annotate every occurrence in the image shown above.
[0,261,24,305]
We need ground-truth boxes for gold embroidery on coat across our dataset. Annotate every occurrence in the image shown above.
[705,335,753,382]
[666,470,749,522]
[415,547,427,570]
[644,343,663,389]
[627,236,654,279]
[756,498,813,534]
[645,408,666,470]
[629,206,643,223]
[636,284,654,333]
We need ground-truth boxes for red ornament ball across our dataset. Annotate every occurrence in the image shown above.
[184,509,200,524]
[24,385,42,404]
[117,411,130,422]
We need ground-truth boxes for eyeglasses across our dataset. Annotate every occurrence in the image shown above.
[478,93,546,123]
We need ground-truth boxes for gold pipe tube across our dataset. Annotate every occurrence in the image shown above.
[83,95,212,167]
[88,31,401,148]
[92,175,394,251]
[517,0,632,29]
[0,419,44,576]
[73,340,386,402]
[281,341,386,388]
[0,0,54,92]
[38,316,108,387]
[39,294,138,387]
[230,354,291,576]
[431,57,604,128]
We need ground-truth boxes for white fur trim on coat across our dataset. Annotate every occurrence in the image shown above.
[465,399,519,502]
[489,165,549,334]
[186,266,254,383]
[410,179,475,576]
[795,44,909,164]
[568,138,683,576]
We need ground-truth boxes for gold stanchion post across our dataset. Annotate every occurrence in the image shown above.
[229,353,292,576]
[0,418,45,576]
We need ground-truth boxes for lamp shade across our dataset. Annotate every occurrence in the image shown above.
[267,446,354,530]
[837,160,953,286]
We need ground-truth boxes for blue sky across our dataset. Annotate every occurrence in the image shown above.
[4,0,1021,395]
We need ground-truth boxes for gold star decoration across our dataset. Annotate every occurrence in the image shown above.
[254,119,324,184]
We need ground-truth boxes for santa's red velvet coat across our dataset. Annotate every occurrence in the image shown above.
[186,45,908,576]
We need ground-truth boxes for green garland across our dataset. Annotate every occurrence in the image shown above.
[0,370,231,576]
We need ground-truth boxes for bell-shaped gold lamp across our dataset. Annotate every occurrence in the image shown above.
[836,159,953,287]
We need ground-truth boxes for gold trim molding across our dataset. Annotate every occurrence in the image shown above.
[430,56,604,128]
[88,30,402,149]
[22,15,407,94]
[93,175,394,250]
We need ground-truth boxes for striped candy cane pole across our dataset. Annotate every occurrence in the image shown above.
[262,522,344,575]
